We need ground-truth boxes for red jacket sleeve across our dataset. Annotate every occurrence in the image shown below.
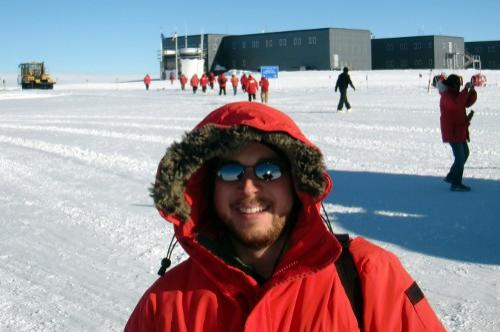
[125,290,158,332]
[350,238,446,332]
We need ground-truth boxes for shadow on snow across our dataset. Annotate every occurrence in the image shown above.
[325,170,500,265]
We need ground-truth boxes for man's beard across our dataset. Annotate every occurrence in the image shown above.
[220,214,287,250]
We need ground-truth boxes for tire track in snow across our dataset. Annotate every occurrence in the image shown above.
[0,135,157,175]
[1,119,191,131]
[2,114,200,122]
[0,124,177,144]
[0,156,160,331]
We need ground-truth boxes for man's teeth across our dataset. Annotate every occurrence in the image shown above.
[238,206,266,213]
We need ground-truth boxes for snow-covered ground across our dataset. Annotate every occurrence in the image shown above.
[1,69,499,331]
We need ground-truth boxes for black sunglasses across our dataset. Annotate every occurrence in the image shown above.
[216,161,285,182]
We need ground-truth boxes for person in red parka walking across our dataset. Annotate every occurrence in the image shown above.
[230,74,239,95]
[240,72,248,92]
[259,75,270,103]
[190,74,199,94]
[179,73,187,91]
[217,73,227,95]
[437,74,477,191]
[208,72,216,90]
[200,73,209,93]
[143,74,151,90]
[245,74,258,101]
[125,101,446,332]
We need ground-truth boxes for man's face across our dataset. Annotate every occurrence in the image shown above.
[214,142,295,250]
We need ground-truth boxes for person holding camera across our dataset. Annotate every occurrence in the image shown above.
[437,74,477,192]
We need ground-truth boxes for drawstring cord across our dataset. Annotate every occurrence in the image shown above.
[158,235,178,276]
[321,201,334,234]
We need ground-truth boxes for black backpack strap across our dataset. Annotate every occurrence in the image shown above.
[334,233,364,330]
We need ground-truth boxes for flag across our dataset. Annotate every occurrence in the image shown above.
[172,33,177,41]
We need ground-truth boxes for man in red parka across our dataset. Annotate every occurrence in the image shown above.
[240,72,248,92]
[125,102,446,332]
[259,75,270,104]
[179,73,187,91]
[246,74,258,102]
[190,74,199,94]
[143,74,151,91]
[217,72,227,96]
[230,73,239,95]
[208,72,216,90]
[200,73,209,93]
[438,74,477,192]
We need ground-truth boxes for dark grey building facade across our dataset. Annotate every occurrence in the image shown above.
[160,28,372,76]
[372,35,465,70]
[221,28,371,71]
[465,40,500,69]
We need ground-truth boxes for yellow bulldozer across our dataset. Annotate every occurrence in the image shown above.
[18,62,55,89]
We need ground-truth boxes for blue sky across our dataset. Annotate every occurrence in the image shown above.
[1,0,499,76]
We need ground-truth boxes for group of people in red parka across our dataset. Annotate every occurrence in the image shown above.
[175,71,270,103]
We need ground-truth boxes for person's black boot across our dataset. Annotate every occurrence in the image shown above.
[450,183,471,192]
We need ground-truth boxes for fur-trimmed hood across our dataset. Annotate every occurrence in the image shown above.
[152,102,332,227]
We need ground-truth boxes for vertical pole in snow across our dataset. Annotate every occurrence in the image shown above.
[175,37,178,78]
[427,69,432,94]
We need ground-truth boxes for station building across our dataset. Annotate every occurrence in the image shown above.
[371,35,465,70]
[465,40,500,69]
[160,28,497,77]
[160,28,372,77]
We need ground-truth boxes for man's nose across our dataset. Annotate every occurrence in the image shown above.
[239,172,260,195]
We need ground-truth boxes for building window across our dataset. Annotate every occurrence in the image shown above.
[386,60,394,68]
[475,47,482,53]
[400,59,408,67]
[279,38,287,47]
[488,46,495,53]
[413,42,422,50]
[428,59,433,66]
[308,36,317,45]
[293,37,302,46]
[232,59,236,68]
[242,59,246,68]
[400,43,408,50]
[265,39,273,48]
[252,40,259,48]
[232,42,237,50]
[386,43,394,51]
[428,41,433,49]
[242,41,246,49]
[415,59,423,66]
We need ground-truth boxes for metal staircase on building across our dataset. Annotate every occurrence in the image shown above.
[464,54,481,70]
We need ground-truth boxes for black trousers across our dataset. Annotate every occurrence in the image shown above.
[337,90,351,110]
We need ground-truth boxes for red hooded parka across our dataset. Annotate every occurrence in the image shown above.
[439,85,477,143]
[125,102,445,332]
